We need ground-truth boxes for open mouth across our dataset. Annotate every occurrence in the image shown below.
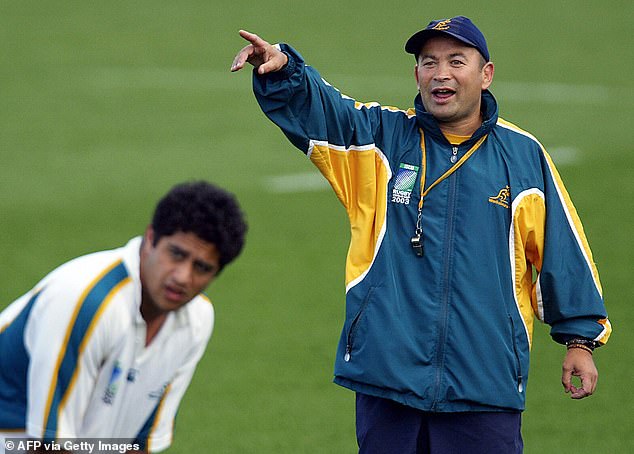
[431,87,456,102]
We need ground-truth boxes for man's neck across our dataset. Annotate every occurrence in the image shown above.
[438,113,483,138]
[144,313,167,346]
[140,296,168,346]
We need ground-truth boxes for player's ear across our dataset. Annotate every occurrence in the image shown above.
[144,225,155,247]
[414,64,420,87]
[481,61,494,90]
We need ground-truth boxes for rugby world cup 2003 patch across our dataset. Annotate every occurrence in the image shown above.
[391,163,419,205]
[102,361,122,405]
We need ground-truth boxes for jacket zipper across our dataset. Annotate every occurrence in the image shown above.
[450,146,458,163]
[509,315,524,393]
[344,287,375,362]
[431,169,459,409]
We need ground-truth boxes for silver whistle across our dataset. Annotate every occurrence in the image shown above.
[410,233,423,257]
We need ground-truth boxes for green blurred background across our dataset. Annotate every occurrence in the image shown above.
[1,0,632,452]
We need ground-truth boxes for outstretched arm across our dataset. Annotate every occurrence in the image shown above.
[230,30,288,74]
[561,347,598,399]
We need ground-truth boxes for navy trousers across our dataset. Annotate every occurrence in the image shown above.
[356,393,523,454]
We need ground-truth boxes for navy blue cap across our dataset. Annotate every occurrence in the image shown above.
[405,16,490,61]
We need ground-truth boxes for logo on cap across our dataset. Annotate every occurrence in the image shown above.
[431,19,451,31]
[405,16,490,62]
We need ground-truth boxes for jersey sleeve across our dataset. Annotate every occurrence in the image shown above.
[0,290,42,430]
[24,259,130,439]
[539,149,611,344]
[253,44,400,287]
[514,147,611,346]
[24,284,100,439]
[135,303,214,453]
[253,43,384,155]
[252,44,403,205]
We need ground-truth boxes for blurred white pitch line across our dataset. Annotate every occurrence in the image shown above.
[263,147,580,194]
[263,171,330,193]
[90,68,625,105]
[546,146,581,166]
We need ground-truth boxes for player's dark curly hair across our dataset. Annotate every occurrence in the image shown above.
[151,181,247,273]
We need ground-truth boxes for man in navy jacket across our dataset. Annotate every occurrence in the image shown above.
[232,16,611,454]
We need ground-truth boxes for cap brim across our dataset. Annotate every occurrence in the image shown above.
[405,29,479,55]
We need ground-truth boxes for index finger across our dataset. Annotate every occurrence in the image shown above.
[561,365,573,392]
[239,29,268,47]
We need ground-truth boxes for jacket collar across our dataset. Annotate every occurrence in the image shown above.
[414,90,499,144]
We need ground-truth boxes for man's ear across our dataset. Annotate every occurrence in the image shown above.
[481,61,495,90]
[144,225,155,247]
[414,64,420,88]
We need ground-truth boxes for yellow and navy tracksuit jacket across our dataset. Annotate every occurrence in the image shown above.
[253,44,611,412]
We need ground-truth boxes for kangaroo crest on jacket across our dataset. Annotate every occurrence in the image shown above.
[488,185,511,208]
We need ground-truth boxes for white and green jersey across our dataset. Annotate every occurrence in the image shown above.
[0,237,213,452]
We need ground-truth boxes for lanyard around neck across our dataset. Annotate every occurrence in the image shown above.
[411,131,488,256]
[417,131,488,211]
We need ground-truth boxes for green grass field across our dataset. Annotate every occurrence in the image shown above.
[2,0,633,452]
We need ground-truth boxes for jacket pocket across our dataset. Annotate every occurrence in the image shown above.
[344,287,375,362]
[508,314,524,393]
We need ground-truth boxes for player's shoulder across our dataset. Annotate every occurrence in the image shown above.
[179,294,214,337]
[35,244,131,303]
[492,117,556,178]
[188,294,214,324]
[21,244,136,347]
[495,117,544,149]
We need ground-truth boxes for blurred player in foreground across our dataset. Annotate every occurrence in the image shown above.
[0,181,247,453]
[231,15,611,454]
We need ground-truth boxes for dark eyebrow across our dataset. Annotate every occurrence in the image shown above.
[450,52,467,58]
[169,244,216,274]
[168,243,189,256]
[194,259,215,274]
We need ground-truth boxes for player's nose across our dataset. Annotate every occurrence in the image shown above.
[172,262,194,285]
